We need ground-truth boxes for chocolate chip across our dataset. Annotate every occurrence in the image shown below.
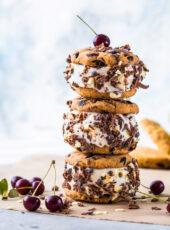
[157,163,164,168]
[77,147,82,152]
[87,53,99,57]
[127,56,134,61]
[74,52,79,58]
[120,157,126,165]
[92,60,105,67]
[86,153,93,158]
[78,100,86,107]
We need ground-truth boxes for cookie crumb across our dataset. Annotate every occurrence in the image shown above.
[7,206,15,210]
[115,208,125,212]
[152,207,161,210]
[17,199,23,203]
[94,211,107,215]
[128,200,140,209]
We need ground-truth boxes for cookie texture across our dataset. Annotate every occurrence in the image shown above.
[63,189,126,203]
[67,97,139,114]
[65,151,133,169]
[62,154,140,203]
[131,146,170,169]
[141,119,170,155]
[70,44,140,67]
[72,87,136,99]
[63,111,139,154]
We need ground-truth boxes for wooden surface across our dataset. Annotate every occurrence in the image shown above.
[0,155,170,226]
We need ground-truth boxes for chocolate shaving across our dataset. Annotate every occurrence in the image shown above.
[128,200,140,209]
[152,207,161,210]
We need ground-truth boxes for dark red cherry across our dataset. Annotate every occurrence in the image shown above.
[45,195,63,212]
[23,195,40,211]
[93,34,110,47]
[150,180,165,195]
[29,177,42,184]
[31,181,45,196]
[15,179,31,195]
[11,176,23,188]
[167,202,170,213]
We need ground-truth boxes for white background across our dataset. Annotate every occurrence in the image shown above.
[0,0,169,165]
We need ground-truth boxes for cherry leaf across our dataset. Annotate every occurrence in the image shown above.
[8,189,19,198]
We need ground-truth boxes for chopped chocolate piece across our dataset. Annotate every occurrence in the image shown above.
[59,193,64,197]
[88,208,96,211]
[66,55,71,63]
[63,198,73,209]
[77,202,85,207]
[81,210,94,215]
[39,195,45,200]
[52,185,59,191]
[152,207,161,210]
[151,198,158,202]
[128,200,140,209]
[167,197,170,202]
[87,53,99,57]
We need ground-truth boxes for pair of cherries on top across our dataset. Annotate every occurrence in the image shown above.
[11,176,44,196]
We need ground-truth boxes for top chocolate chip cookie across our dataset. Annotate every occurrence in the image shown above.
[70,44,139,67]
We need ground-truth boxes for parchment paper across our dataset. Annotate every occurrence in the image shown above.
[0,155,170,225]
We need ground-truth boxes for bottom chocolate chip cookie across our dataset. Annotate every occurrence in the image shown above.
[62,151,140,203]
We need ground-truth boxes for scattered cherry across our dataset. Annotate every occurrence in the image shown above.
[11,176,23,188]
[29,177,42,185]
[15,179,31,195]
[23,195,40,211]
[31,181,45,196]
[45,195,63,212]
[167,202,170,213]
[150,180,165,195]
[93,34,110,47]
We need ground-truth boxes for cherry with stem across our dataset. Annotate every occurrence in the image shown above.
[76,15,110,47]
[23,160,55,212]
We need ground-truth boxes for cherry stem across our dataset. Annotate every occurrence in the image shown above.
[140,184,150,190]
[77,15,97,35]
[53,163,56,195]
[15,187,32,190]
[134,189,168,204]
[32,160,55,197]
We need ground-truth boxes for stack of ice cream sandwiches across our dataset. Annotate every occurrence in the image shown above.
[62,44,149,203]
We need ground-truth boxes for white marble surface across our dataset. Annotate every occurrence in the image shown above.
[0,0,170,164]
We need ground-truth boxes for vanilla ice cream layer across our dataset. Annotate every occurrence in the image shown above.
[65,63,146,97]
[63,111,138,149]
[64,162,139,200]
